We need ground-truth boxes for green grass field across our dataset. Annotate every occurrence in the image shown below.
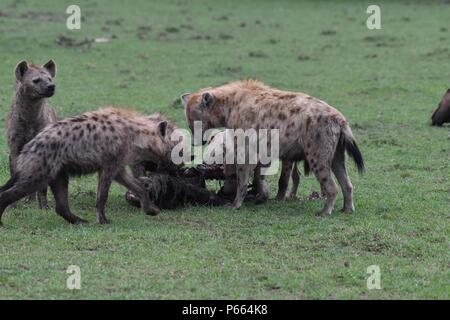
[0,0,449,299]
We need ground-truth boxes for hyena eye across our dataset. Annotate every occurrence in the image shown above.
[32,78,41,84]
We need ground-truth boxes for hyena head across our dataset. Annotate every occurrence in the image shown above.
[431,88,450,126]
[15,60,57,98]
[181,89,226,143]
[146,113,184,162]
[141,117,180,172]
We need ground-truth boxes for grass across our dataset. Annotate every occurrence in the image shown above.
[0,0,449,299]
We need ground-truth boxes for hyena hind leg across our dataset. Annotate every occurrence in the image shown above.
[276,160,294,201]
[0,181,43,224]
[37,187,49,209]
[49,172,87,224]
[307,153,338,216]
[332,149,354,213]
[115,169,160,216]
[288,162,300,199]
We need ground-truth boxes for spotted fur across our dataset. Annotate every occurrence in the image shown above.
[182,80,364,216]
[0,107,173,225]
[6,60,58,208]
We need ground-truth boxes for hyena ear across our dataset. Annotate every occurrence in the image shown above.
[201,92,214,109]
[158,121,168,138]
[15,60,28,81]
[43,59,57,78]
[180,93,191,106]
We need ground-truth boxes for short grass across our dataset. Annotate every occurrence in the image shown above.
[0,0,449,299]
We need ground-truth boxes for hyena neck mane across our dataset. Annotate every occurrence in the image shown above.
[12,82,49,121]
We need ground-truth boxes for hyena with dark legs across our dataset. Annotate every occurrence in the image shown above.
[6,60,58,209]
[0,107,175,225]
[182,80,364,216]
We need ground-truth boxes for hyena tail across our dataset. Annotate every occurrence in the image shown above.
[341,124,365,174]
[0,174,18,192]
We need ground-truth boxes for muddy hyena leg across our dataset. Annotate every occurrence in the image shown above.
[115,169,160,216]
[49,172,87,224]
[276,160,293,201]
[288,162,300,199]
[232,165,251,209]
[332,150,354,213]
[37,187,49,210]
[253,165,269,204]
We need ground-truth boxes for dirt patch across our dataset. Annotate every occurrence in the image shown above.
[321,30,337,36]
[215,15,229,21]
[218,33,233,40]
[424,47,448,57]
[56,35,93,51]
[213,65,243,76]
[137,25,152,40]
[249,51,267,58]
[105,18,124,26]
[297,54,311,61]
[165,27,180,33]
[20,11,65,22]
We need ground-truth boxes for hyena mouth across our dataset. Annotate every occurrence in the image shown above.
[43,88,55,97]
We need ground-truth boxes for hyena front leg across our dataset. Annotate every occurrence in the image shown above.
[276,160,294,201]
[96,167,118,224]
[288,162,300,199]
[49,172,87,224]
[232,164,252,209]
[115,169,160,216]
[332,147,354,213]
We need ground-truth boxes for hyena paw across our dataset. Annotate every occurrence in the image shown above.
[98,217,111,224]
[143,204,160,216]
[340,206,355,214]
[255,194,269,204]
[225,202,241,210]
[315,210,332,217]
[73,217,89,225]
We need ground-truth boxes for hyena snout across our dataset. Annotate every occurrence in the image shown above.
[44,84,55,97]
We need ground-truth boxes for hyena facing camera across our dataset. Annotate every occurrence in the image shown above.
[182,80,364,216]
[6,60,58,209]
[0,107,175,225]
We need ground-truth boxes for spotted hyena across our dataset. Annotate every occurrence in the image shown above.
[0,107,174,225]
[431,88,450,126]
[131,112,179,177]
[181,80,364,216]
[6,60,58,209]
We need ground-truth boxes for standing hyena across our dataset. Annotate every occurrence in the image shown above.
[6,60,58,209]
[131,112,179,177]
[181,80,364,216]
[0,107,175,225]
